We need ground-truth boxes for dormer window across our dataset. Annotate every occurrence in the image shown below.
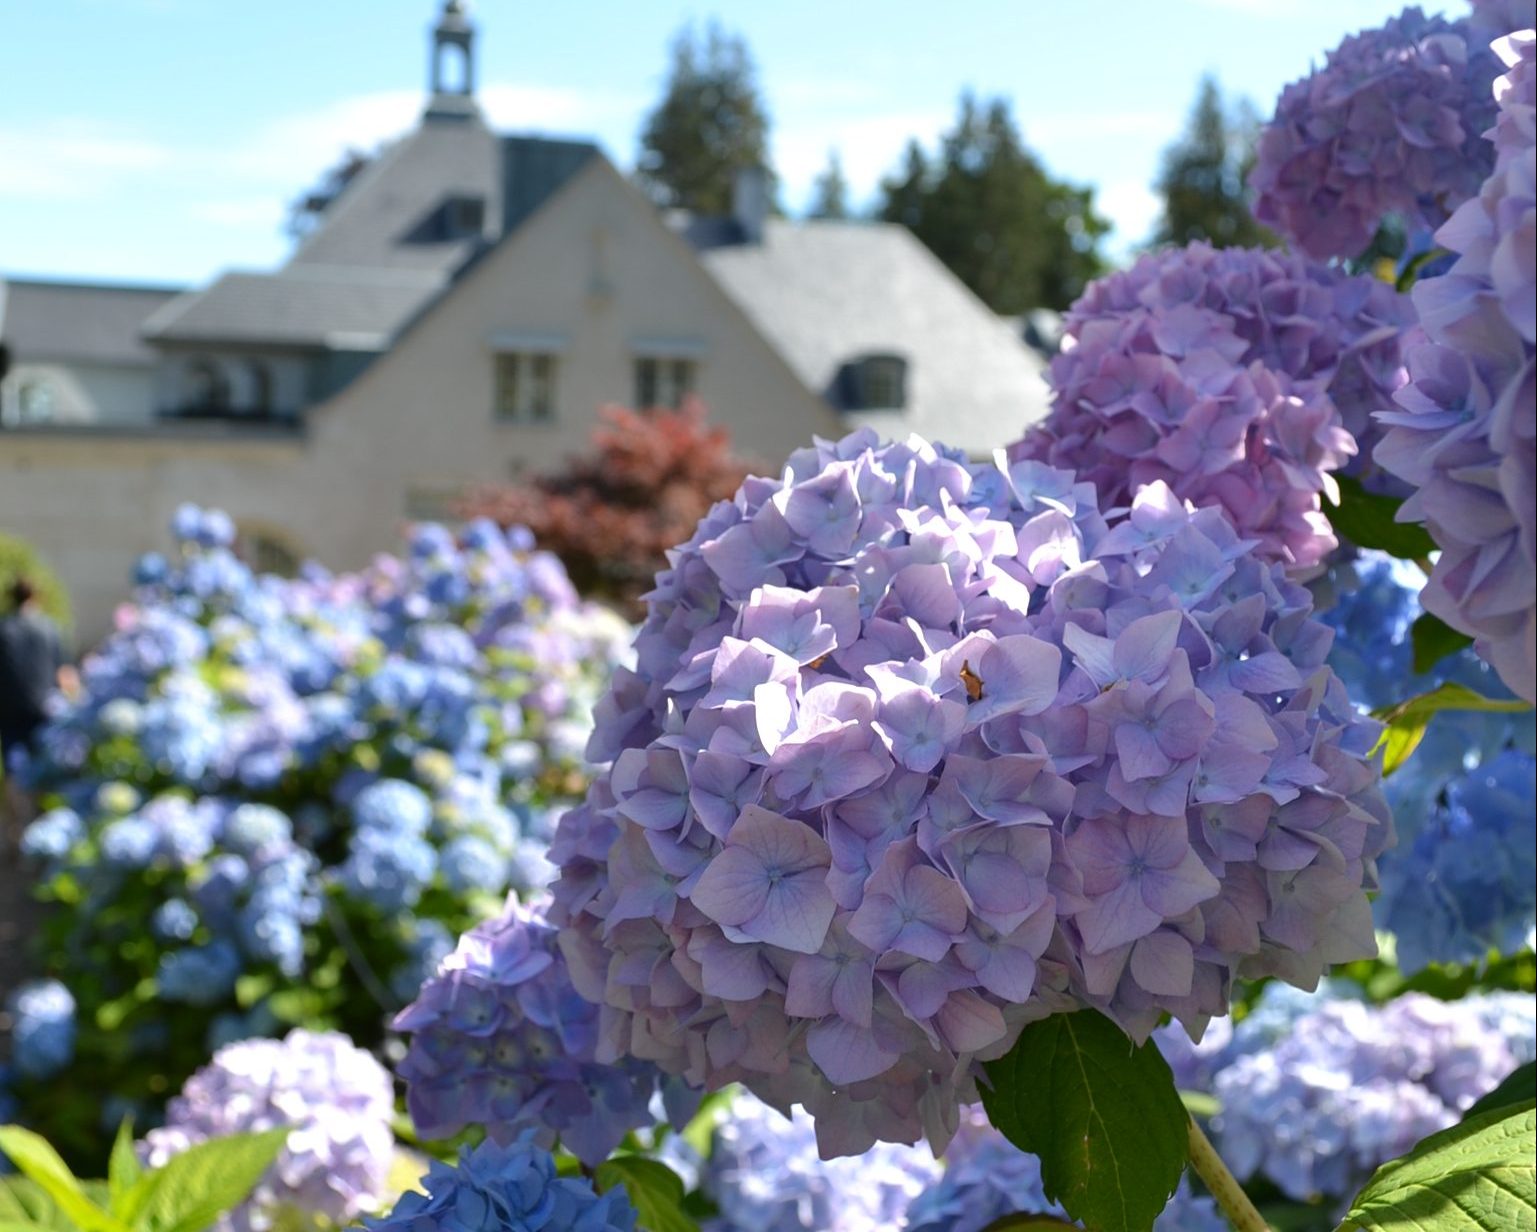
[840,353,908,411]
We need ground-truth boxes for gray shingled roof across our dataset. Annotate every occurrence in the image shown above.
[145,128,597,351]
[141,267,448,348]
[0,278,181,365]
[693,219,1052,457]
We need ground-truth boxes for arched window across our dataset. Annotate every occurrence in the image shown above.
[185,358,230,413]
[16,378,56,424]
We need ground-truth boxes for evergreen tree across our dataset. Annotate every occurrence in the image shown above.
[636,22,775,214]
[877,94,1108,313]
[1152,75,1272,248]
[807,150,850,220]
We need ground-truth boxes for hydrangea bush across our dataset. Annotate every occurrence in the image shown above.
[1318,552,1536,969]
[142,1029,397,1231]
[549,429,1392,1158]
[1377,29,1537,703]
[1159,984,1537,1209]
[1007,242,1414,570]
[6,506,629,1161]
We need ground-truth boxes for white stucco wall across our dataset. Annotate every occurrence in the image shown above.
[0,431,307,646]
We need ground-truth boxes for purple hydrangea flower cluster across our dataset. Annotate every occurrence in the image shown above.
[1377,29,1537,703]
[394,896,689,1167]
[1318,552,1535,971]
[3,980,76,1081]
[143,1029,396,1232]
[1249,7,1506,260]
[702,1093,940,1232]
[551,430,1390,1157]
[362,1136,637,1232]
[1205,989,1537,1203]
[903,1105,1226,1232]
[1008,242,1414,571]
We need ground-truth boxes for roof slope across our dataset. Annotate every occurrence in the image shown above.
[694,219,1051,457]
[141,266,447,349]
[146,129,598,351]
[288,116,504,276]
[0,278,181,365]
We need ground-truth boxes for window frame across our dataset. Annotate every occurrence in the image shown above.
[493,350,558,424]
[634,355,697,410]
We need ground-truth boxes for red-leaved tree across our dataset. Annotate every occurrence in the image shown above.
[460,400,752,614]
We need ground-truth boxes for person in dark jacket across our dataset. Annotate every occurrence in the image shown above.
[0,575,66,773]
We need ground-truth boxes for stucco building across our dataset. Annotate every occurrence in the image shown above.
[0,2,1051,643]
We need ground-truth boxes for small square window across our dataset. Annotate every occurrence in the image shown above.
[444,195,486,239]
[634,356,696,409]
[495,352,557,422]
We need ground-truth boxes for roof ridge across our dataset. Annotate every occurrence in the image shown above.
[1,275,186,295]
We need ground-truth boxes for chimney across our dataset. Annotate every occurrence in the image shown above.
[732,165,769,245]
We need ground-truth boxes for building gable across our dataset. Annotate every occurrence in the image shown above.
[310,154,841,488]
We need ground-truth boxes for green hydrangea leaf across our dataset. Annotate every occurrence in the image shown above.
[1338,1100,1535,1231]
[1326,475,1438,559]
[0,1127,127,1232]
[1465,1064,1537,1123]
[1371,684,1531,776]
[594,1156,697,1232]
[981,1010,1188,1232]
[0,1175,82,1231]
[107,1118,142,1216]
[125,1127,288,1232]
[1410,613,1474,675]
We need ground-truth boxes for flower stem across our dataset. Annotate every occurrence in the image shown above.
[1187,1116,1270,1232]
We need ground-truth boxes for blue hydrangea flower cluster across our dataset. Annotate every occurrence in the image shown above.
[3,981,76,1082]
[703,1093,941,1232]
[1378,26,1537,704]
[1011,242,1415,569]
[1317,552,1536,970]
[11,506,629,1149]
[1164,986,1537,1204]
[395,896,693,1167]
[903,1106,1227,1232]
[552,430,1391,1158]
[143,1029,396,1232]
[699,1094,1224,1232]
[1250,6,1507,260]
[363,1136,638,1232]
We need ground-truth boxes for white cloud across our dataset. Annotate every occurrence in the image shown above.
[217,90,422,184]
[480,82,649,138]
[0,123,172,201]
[1096,180,1163,252]
[1026,109,1183,147]
[774,108,951,209]
[186,198,287,229]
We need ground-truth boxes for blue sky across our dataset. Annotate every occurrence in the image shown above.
[1,0,1448,286]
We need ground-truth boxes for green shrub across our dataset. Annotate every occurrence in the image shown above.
[0,532,71,632]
